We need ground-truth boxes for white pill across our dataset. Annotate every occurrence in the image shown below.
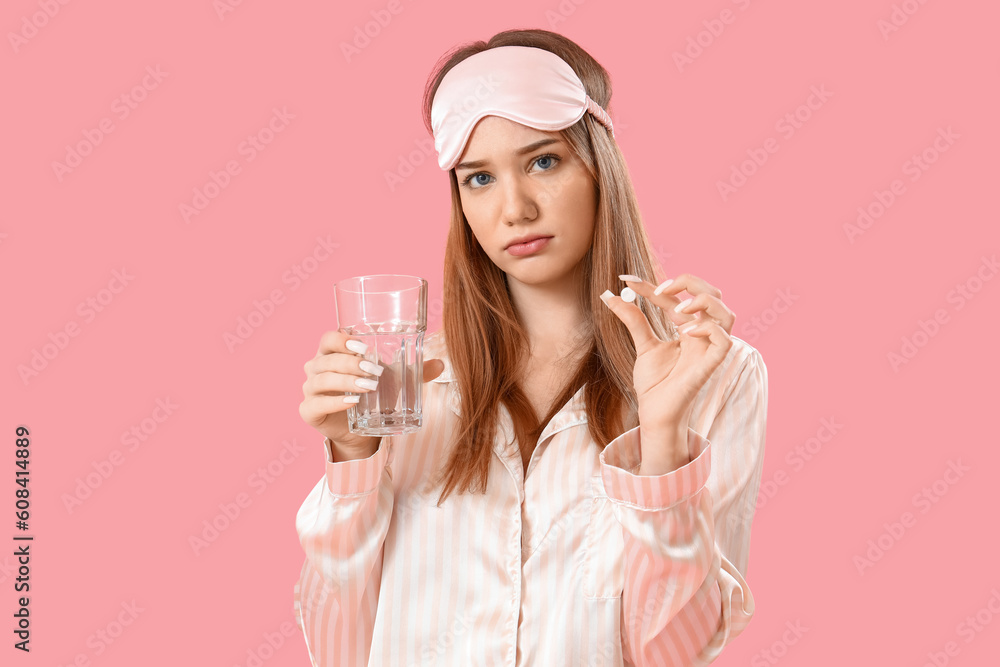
[620,287,636,303]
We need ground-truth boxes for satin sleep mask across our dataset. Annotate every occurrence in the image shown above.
[430,45,615,171]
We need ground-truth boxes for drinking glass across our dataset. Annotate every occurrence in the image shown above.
[334,274,428,436]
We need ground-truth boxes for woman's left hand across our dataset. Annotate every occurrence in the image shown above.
[601,273,735,466]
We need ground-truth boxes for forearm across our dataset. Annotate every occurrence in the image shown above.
[599,427,728,664]
[295,454,392,666]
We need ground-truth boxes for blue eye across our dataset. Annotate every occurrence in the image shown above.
[460,154,561,190]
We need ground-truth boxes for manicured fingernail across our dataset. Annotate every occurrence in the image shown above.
[653,279,673,296]
[343,395,360,404]
[359,360,383,376]
[619,274,642,282]
[679,323,697,334]
[674,297,692,313]
[355,377,379,390]
[621,287,637,303]
[346,339,368,355]
[600,289,615,305]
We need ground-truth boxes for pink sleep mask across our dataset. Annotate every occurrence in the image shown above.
[430,45,615,171]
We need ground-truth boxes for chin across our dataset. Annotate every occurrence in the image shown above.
[507,265,574,286]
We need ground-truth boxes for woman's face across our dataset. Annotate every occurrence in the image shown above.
[454,116,597,289]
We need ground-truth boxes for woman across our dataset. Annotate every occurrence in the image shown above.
[294,28,768,666]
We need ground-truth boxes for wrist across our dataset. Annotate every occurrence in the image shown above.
[637,422,689,476]
[328,437,379,462]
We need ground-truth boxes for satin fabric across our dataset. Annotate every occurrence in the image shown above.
[293,329,768,666]
[430,46,615,171]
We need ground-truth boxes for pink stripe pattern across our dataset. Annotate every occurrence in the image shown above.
[294,329,768,666]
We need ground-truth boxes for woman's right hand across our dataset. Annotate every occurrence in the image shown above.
[299,331,444,459]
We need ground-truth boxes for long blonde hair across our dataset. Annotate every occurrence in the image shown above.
[421,29,676,504]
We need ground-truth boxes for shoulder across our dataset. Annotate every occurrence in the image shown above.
[726,334,766,375]
[688,334,767,419]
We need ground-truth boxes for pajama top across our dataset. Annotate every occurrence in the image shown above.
[293,329,768,666]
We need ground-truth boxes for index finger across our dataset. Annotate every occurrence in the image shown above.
[652,272,723,300]
[600,290,660,355]
[316,330,369,357]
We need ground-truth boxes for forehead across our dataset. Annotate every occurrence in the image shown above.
[462,116,556,154]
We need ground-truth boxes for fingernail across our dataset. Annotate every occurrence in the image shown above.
[600,289,615,306]
[346,339,368,355]
[343,395,360,404]
[618,274,642,282]
[679,323,697,334]
[360,360,383,376]
[653,279,673,296]
[621,287,637,303]
[355,377,379,390]
[674,297,692,313]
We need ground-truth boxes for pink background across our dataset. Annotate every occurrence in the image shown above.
[4,0,999,665]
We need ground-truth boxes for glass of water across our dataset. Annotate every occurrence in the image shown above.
[334,274,428,436]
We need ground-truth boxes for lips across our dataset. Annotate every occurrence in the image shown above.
[505,235,552,250]
[505,236,552,257]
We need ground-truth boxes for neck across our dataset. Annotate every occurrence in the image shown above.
[506,263,591,363]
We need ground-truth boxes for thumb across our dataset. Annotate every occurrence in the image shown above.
[422,358,445,382]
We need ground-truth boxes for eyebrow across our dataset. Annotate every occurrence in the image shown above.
[454,138,561,171]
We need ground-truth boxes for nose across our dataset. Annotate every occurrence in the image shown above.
[500,175,538,226]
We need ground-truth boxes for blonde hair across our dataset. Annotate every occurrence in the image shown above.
[421,28,676,504]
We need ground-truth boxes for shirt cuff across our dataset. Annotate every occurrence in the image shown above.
[322,436,390,496]
[599,425,711,510]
